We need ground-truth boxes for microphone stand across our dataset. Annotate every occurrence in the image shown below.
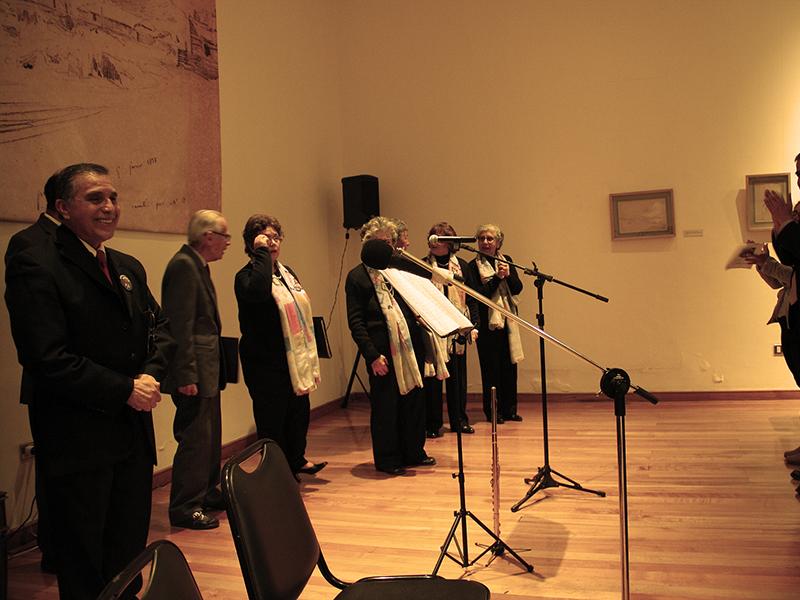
[389,245,658,599]
[513,259,608,510]
[456,246,608,506]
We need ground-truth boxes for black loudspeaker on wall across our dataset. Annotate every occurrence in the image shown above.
[342,175,379,230]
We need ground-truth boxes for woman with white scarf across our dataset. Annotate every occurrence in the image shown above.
[345,217,435,476]
[235,215,326,478]
[423,222,480,438]
[467,223,524,423]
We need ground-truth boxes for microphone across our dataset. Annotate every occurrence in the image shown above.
[361,239,394,269]
[428,235,477,245]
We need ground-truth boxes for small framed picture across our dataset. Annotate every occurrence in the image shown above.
[610,189,675,240]
[746,173,790,230]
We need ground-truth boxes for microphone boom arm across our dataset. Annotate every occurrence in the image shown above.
[396,248,657,404]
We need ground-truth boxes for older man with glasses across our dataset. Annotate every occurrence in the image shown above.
[162,209,231,530]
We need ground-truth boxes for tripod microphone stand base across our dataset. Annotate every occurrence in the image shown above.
[511,464,605,512]
[433,509,534,574]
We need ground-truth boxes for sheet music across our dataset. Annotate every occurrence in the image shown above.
[725,242,760,270]
[382,267,475,338]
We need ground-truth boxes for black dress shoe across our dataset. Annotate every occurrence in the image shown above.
[172,510,219,530]
[407,456,436,467]
[426,429,443,439]
[460,425,475,434]
[506,414,523,422]
[297,461,328,475]
[377,466,407,476]
[485,416,504,424]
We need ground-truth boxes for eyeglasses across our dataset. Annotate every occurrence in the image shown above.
[261,234,283,243]
[208,230,232,240]
[477,235,496,242]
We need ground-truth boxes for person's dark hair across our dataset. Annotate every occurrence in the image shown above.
[45,163,109,209]
[428,221,457,238]
[795,152,800,162]
[242,214,283,257]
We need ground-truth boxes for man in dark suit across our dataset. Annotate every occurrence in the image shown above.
[3,171,63,572]
[4,163,173,600]
[4,180,61,265]
[162,209,230,530]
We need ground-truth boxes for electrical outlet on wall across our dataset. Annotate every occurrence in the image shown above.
[774,344,783,356]
[19,442,34,460]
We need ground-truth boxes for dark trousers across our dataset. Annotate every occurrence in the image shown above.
[369,368,427,470]
[245,366,310,472]
[168,392,222,523]
[45,437,152,600]
[476,328,518,420]
[424,351,469,432]
[27,400,56,568]
[780,308,800,387]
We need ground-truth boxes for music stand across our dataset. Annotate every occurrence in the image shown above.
[340,351,371,408]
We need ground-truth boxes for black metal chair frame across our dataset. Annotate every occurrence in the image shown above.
[96,539,203,600]
[221,438,491,600]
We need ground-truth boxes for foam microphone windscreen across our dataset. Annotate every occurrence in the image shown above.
[361,239,393,269]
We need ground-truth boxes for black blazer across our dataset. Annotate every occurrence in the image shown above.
[774,223,800,266]
[4,226,173,475]
[4,213,59,266]
[467,254,524,332]
[345,262,424,366]
[4,214,60,405]
[235,248,301,373]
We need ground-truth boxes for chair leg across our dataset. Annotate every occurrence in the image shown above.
[317,552,350,590]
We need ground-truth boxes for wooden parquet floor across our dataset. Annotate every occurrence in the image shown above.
[7,397,800,599]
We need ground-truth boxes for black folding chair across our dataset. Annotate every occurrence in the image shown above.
[221,438,491,600]
[96,539,203,600]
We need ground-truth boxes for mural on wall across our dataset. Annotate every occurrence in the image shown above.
[0,0,220,233]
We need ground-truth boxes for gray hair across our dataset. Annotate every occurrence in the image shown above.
[390,217,407,236]
[360,216,398,244]
[188,209,224,246]
[474,223,504,248]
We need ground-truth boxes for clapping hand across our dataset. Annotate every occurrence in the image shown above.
[742,240,769,267]
[764,189,793,231]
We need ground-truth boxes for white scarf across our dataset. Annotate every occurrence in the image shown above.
[271,262,321,395]
[367,267,423,394]
[476,254,524,365]
[425,253,470,357]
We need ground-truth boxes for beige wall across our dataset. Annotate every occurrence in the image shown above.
[338,0,800,392]
[3,0,800,525]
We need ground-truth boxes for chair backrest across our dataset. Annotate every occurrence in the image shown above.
[97,539,203,600]
[221,438,321,600]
